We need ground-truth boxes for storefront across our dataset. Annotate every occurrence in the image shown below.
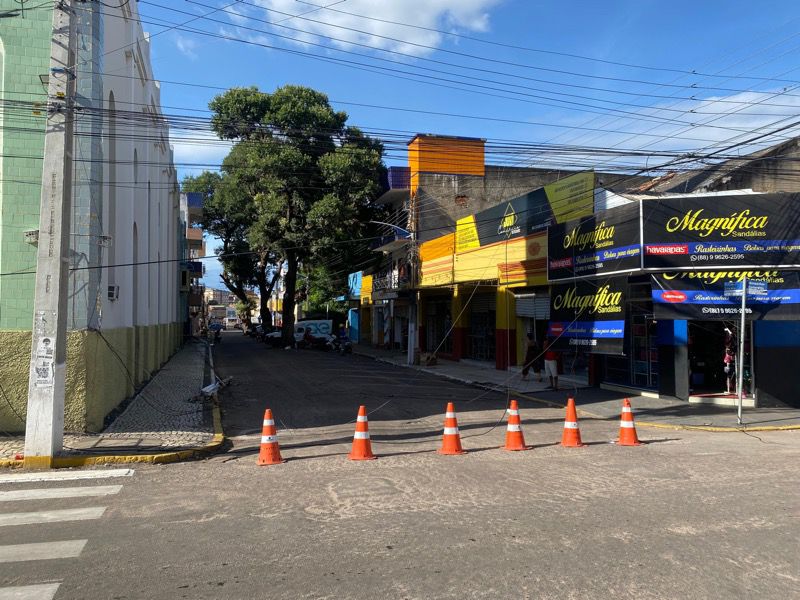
[546,191,800,407]
[423,294,453,355]
[602,279,659,391]
[468,294,496,361]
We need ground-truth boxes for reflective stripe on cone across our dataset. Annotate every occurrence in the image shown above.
[439,402,467,455]
[503,400,531,451]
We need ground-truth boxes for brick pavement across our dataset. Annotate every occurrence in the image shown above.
[0,341,214,460]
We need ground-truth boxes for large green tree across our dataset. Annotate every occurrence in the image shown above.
[182,171,257,327]
[208,85,385,341]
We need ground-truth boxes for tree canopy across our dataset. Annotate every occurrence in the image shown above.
[207,84,385,340]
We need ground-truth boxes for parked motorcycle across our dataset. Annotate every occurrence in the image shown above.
[327,335,352,355]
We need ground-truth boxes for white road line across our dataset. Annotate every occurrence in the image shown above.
[0,540,87,563]
[0,485,122,502]
[0,469,133,484]
[0,507,106,527]
[0,583,61,600]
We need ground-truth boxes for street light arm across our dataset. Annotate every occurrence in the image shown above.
[368,221,411,237]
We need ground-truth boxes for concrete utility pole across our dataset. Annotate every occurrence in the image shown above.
[406,196,418,366]
[24,0,78,469]
[737,276,747,426]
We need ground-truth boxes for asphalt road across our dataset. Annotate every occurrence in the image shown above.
[2,332,798,599]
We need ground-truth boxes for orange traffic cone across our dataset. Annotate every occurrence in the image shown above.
[617,398,642,446]
[438,402,467,455]
[348,405,377,460]
[561,397,587,447]
[257,408,285,465]
[502,400,531,451]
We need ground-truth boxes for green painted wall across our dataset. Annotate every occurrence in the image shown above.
[0,324,182,434]
[0,7,52,330]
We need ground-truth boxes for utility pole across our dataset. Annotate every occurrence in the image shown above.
[737,276,747,426]
[24,0,78,469]
[406,194,418,366]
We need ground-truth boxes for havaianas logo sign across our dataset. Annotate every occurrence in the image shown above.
[665,209,768,238]
[563,220,615,251]
[552,284,623,314]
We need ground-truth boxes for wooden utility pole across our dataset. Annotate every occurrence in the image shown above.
[24,0,78,468]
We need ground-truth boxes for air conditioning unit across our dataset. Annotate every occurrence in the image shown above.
[107,285,120,301]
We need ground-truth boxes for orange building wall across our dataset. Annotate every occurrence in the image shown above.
[408,136,485,195]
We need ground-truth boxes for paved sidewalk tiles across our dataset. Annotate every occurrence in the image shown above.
[0,341,215,461]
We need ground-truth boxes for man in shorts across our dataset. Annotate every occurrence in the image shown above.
[543,337,560,391]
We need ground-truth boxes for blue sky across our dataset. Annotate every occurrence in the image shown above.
[132,0,800,288]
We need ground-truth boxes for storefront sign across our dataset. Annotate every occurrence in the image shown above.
[456,172,596,251]
[652,271,800,320]
[642,192,800,270]
[547,202,641,281]
[548,277,627,354]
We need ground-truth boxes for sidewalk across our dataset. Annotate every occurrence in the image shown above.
[0,340,223,467]
[353,345,800,431]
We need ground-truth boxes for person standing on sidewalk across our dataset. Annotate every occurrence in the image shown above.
[543,337,560,391]
[521,333,543,382]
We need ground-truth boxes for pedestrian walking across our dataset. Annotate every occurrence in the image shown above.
[543,337,560,391]
[521,333,543,382]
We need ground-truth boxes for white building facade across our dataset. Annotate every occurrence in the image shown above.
[0,1,182,433]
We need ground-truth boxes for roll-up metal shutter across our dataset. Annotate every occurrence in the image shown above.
[515,294,550,319]
[469,294,496,312]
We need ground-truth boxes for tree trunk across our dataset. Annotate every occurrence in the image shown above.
[261,269,280,330]
[281,252,299,344]
[255,260,280,330]
[220,273,251,327]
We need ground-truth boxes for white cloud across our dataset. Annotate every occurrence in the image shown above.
[519,89,800,172]
[175,34,199,60]
[240,0,504,57]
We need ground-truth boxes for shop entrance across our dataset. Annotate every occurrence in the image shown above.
[688,321,752,396]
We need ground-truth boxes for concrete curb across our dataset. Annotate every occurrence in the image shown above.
[0,401,226,469]
[512,391,800,432]
[357,351,800,433]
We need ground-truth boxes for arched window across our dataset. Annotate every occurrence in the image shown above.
[0,37,6,217]
[108,91,117,285]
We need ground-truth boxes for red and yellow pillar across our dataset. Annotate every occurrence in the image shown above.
[495,286,516,370]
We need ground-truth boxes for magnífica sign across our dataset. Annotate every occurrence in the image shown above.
[652,270,800,320]
[642,192,800,270]
[547,277,627,354]
[548,202,641,281]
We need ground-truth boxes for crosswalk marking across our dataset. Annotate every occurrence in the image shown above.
[0,583,61,600]
[0,469,134,484]
[0,540,87,563]
[0,485,122,503]
[0,507,106,528]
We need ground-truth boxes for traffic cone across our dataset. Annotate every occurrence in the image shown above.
[502,400,531,451]
[257,408,285,465]
[617,398,642,446]
[438,402,467,455]
[561,396,587,447]
[348,405,377,460]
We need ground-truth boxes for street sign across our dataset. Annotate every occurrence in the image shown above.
[724,281,743,297]
[724,280,768,297]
